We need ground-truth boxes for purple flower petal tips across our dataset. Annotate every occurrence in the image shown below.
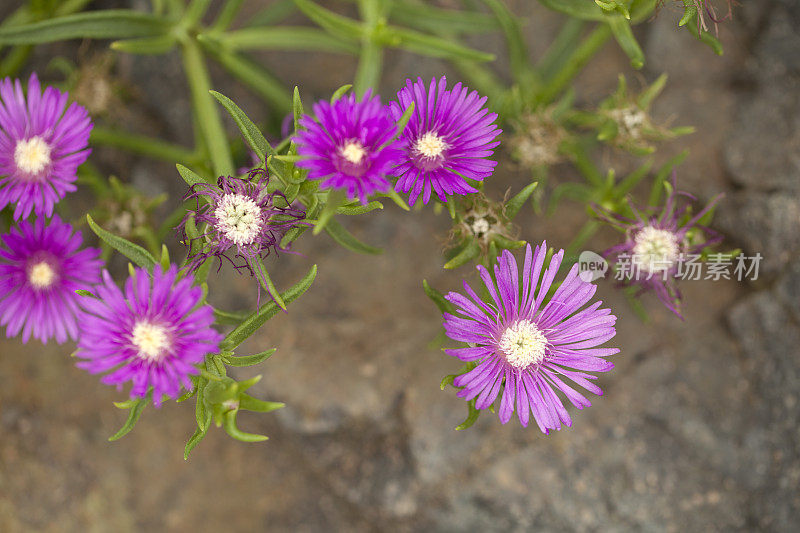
[294,90,403,204]
[442,242,618,433]
[594,174,723,317]
[0,73,93,219]
[75,265,223,406]
[389,76,502,206]
[0,215,102,344]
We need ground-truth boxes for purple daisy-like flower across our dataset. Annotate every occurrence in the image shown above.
[443,242,618,433]
[0,215,101,344]
[181,166,307,275]
[295,91,402,204]
[595,175,722,317]
[389,76,502,206]
[0,73,92,219]
[76,265,222,406]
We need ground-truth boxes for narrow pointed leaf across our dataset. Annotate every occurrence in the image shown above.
[504,181,539,219]
[224,348,277,367]
[444,240,480,269]
[239,394,284,413]
[423,279,456,314]
[223,410,268,442]
[210,90,272,161]
[0,10,169,44]
[222,264,317,349]
[108,397,147,441]
[324,219,382,255]
[87,214,156,269]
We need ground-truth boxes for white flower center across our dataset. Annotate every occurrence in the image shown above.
[611,107,646,137]
[340,141,366,164]
[27,261,56,289]
[415,132,448,158]
[499,319,548,369]
[470,217,490,236]
[131,321,170,362]
[14,136,52,175]
[214,193,264,246]
[632,226,680,273]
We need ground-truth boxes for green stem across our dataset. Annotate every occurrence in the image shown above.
[537,18,585,81]
[537,24,611,104]
[565,220,599,257]
[354,0,385,95]
[91,127,202,166]
[181,38,235,176]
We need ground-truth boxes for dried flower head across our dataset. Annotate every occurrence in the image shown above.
[181,166,306,276]
[449,192,519,252]
[509,111,565,168]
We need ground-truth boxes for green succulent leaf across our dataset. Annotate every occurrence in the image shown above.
[224,348,277,367]
[504,181,539,219]
[108,397,148,441]
[423,279,456,314]
[87,214,156,269]
[223,410,269,442]
[444,240,481,269]
[293,0,363,41]
[324,219,382,255]
[0,10,169,45]
[222,264,317,350]
[213,27,358,54]
[455,399,480,430]
[210,90,273,162]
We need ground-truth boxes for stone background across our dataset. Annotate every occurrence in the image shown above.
[1,0,799,531]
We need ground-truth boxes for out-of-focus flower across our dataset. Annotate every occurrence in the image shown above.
[0,216,101,344]
[442,242,618,433]
[583,74,693,155]
[180,167,306,276]
[295,91,402,204]
[76,265,222,406]
[0,73,92,219]
[594,174,723,317]
[509,110,566,168]
[389,76,501,206]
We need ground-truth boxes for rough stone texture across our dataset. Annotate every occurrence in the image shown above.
[1,1,799,532]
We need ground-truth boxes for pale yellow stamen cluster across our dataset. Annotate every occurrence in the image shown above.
[131,322,170,362]
[15,136,51,175]
[28,261,56,289]
[415,132,448,158]
[340,141,367,164]
[632,226,680,273]
[499,319,548,369]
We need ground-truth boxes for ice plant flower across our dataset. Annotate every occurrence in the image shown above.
[181,167,306,275]
[389,76,502,206]
[0,216,101,344]
[76,265,222,406]
[295,91,402,204]
[443,242,618,433]
[595,177,723,317]
[0,73,92,219]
